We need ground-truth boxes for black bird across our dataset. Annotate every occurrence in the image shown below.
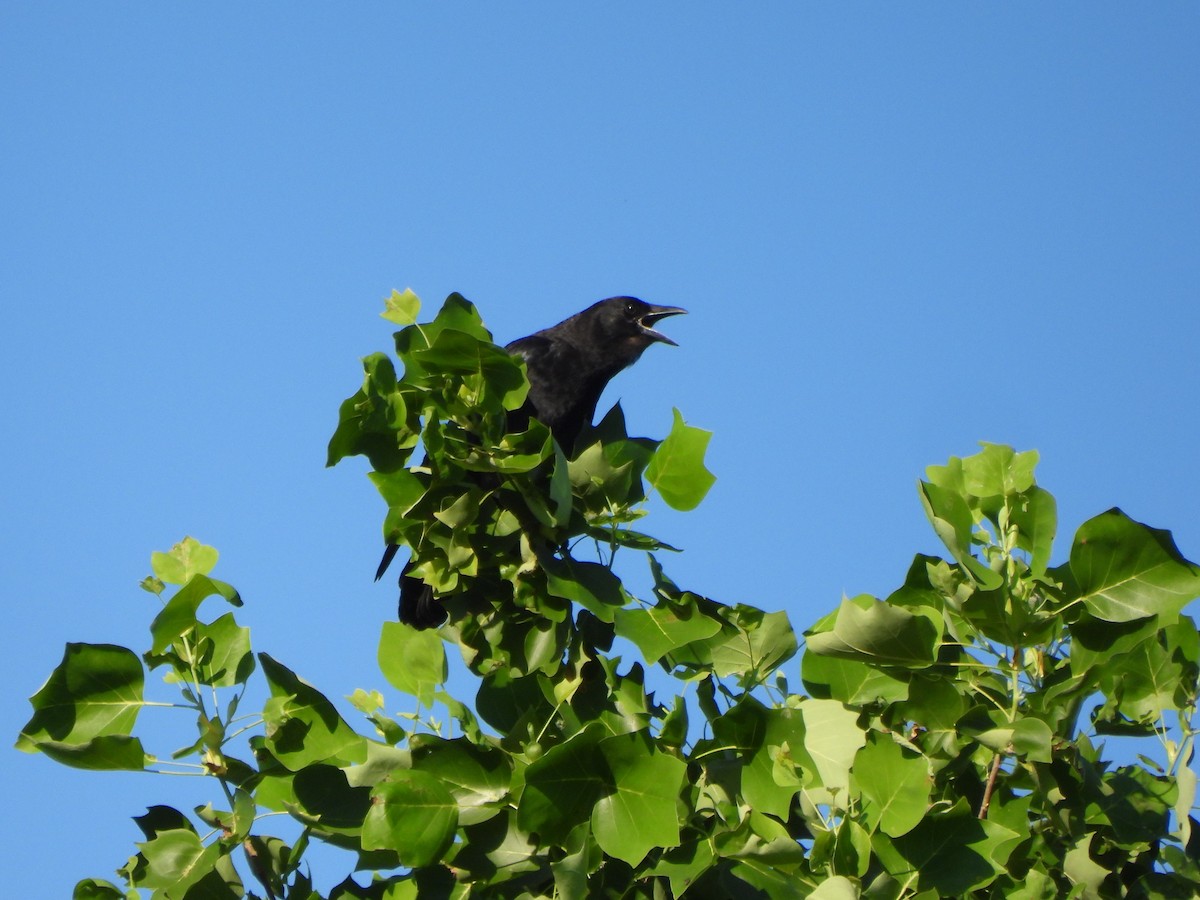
[377,296,686,629]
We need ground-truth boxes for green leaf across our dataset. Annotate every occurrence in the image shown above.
[647,839,716,899]
[135,829,220,898]
[591,732,687,865]
[801,699,867,793]
[853,733,930,837]
[72,878,127,900]
[708,607,798,682]
[475,672,555,736]
[377,622,446,706]
[614,595,724,663]
[150,536,219,585]
[1011,485,1057,576]
[1070,508,1200,623]
[918,481,1002,589]
[645,408,716,511]
[381,287,421,326]
[38,734,148,771]
[420,292,493,343]
[411,737,513,826]
[542,556,625,622]
[809,876,860,900]
[517,725,608,837]
[1063,835,1110,896]
[960,443,1038,498]
[1095,766,1176,847]
[326,352,415,472]
[741,706,817,817]
[149,574,243,655]
[369,468,427,540]
[289,764,373,840]
[259,654,367,770]
[454,809,542,881]
[568,437,637,506]
[1068,611,1162,678]
[17,643,144,751]
[186,612,254,687]
[362,770,458,867]
[872,799,1016,895]
[806,596,940,667]
[1011,716,1054,763]
[801,651,910,706]
[832,818,872,877]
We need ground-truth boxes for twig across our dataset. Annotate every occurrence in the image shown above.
[978,753,1002,818]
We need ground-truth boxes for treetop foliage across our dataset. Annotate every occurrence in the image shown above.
[17,291,1200,899]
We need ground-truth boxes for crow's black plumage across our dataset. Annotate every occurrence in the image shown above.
[377,296,686,629]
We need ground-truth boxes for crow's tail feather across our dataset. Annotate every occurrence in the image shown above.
[398,563,448,629]
[375,543,400,581]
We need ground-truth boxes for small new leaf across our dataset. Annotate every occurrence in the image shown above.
[382,287,421,326]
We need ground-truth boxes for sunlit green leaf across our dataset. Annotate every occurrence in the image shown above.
[150,537,219,585]
[809,875,860,900]
[918,481,1002,589]
[381,287,421,326]
[801,651,910,706]
[377,622,446,707]
[1175,747,1196,847]
[806,596,940,667]
[149,574,243,656]
[326,352,415,472]
[259,654,367,770]
[961,443,1038,499]
[163,611,253,688]
[646,408,716,511]
[801,699,867,793]
[1062,835,1109,896]
[1070,508,1200,623]
[742,706,816,817]
[17,643,144,752]
[708,607,798,682]
[854,733,930,837]
[1011,485,1057,576]
[411,736,513,826]
[614,595,724,663]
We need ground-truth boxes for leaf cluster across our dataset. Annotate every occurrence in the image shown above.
[15,296,1200,899]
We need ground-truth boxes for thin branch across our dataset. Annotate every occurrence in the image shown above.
[978,753,1003,819]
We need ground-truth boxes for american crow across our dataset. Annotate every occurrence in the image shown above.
[377,296,686,629]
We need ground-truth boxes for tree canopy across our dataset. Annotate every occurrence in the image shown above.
[18,292,1200,899]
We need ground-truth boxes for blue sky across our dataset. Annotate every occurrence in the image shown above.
[3,5,1198,895]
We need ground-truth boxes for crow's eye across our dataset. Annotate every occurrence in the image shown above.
[624,300,639,316]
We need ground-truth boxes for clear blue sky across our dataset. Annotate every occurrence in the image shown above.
[3,5,1197,895]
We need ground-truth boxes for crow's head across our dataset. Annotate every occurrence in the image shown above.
[588,296,687,352]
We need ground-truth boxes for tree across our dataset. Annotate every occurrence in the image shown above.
[17,291,1200,899]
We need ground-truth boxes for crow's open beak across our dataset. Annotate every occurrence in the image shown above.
[638,306,687,346]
